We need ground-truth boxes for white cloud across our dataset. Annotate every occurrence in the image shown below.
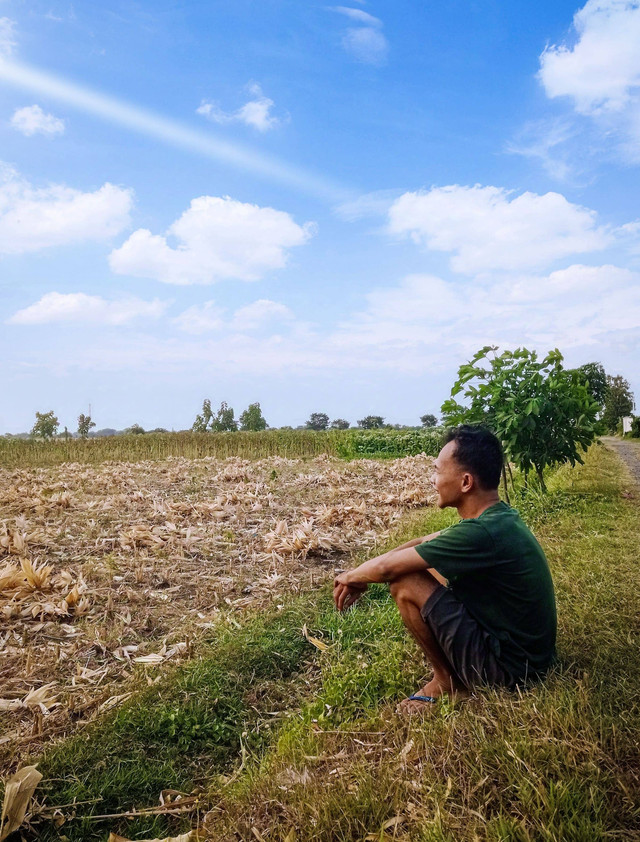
[10,104,65,136]
[12,265,640,380]
[173,297,294,334]
[332,7,382,26]
[173,301,225,334]
[0,167,133,255]
[537,0,640,160]
[0,58,345,201]
[388,184,612,274]
[110,196,314,285]
[231,299,294,330]
[328,264,640,368]
[539,0,640,114]
[331,6,388,65]
[7,292,167,326]
[197,83,281,133]
[0,17,16,57]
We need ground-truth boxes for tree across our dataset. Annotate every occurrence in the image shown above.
[441,346,600,491]
[358,415,385,429]
[330,418,350,429]
[211,401,237,432]
[124,423,145,435]
[77,414,96,439]
[306,412,329,431]
[239,402,268,431]
[192,399,214,432]
[574,362,608,407]
[30,410,59,440]
[420,413,438,428]
[602,375,635,433]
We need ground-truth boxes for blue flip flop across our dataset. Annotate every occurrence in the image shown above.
[408,694,438,703]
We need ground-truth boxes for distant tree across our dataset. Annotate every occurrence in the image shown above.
[306,412,329,431]
[358,415,385,429]
[330,418,350,429]
[211,401,238,432]
[239,402,268,431]
[77,414,96,439]
[574,362,608,407]
[61,426,71,440]
[94,428,117,437]
[124,423,146,435]
[148,427,169,433]
[603,375,635,433]
[31,410,59,440]
[192,398,214,432]
[420,413,438,428]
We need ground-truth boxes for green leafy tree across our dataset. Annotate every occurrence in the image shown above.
[239,402,268,431]
[211,401,237,432]
[574,362,608,407]
[358,415,385,429]
[420,413,438,428]
[602,375,635,433]
[330,418,350,429]
[30,410,59,440]
[441,346,599,491]
[77,414,96,439]
[125,423,145,435]
[192,399,214,432]
[306,412,329,431]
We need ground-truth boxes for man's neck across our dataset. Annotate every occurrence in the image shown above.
[456,491,501,520]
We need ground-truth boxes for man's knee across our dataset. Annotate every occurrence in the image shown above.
[390,570,440,607]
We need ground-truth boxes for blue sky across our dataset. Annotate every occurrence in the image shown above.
[0,0,639,432]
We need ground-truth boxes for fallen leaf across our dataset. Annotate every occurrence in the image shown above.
[302,624,330,651]
[0,765,43,841]
[107,831,195,842]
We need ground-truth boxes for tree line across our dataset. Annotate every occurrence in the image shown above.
[8,357,635,442]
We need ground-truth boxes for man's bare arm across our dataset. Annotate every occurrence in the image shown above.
[333,531,443,610]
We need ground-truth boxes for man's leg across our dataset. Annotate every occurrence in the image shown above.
[389,570,468,712]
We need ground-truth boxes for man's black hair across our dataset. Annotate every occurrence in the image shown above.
[443,425,503,490]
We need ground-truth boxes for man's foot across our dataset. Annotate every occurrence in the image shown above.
[396,677,471,714]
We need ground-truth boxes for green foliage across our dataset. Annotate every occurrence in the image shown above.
[77,413,96,439]
[306,412,329,430]
[239,402,268,431]
[420,413,438,428]
[124,422,145,435]
[441,346,599,489]
[192,398,214,432]
[630,416,640,438]
[602,374,635,433]
[192,399,237,432]
[336,429,443,458]
[0,429,444,468]
[330,418,350,429]
[357,415,385,429]
[573,361,608,406]
[30,410,59,440]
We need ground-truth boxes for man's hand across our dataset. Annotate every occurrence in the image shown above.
[333,572,367,612]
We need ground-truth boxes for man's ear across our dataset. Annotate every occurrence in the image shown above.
[461,472,475,493]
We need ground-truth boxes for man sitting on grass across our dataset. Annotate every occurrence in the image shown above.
[333,425,557,712]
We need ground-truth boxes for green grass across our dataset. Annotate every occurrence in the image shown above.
[0,429,443,467]
[20,443,640,841]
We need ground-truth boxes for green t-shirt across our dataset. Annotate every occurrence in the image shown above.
[415,501,556,680]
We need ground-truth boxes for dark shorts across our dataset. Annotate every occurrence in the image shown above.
[421,585,517,690]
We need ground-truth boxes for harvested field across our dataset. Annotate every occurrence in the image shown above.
[0,453,435,768]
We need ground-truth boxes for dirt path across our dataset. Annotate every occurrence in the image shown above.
[601,436,640,485]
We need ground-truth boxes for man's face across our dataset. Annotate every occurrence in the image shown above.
[431,441,468,509]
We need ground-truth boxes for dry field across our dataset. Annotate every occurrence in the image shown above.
[0,453,435,769]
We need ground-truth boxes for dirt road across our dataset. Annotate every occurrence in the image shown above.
[601,436,640,485]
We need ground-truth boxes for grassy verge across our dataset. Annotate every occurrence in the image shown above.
[22,443,640,841]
